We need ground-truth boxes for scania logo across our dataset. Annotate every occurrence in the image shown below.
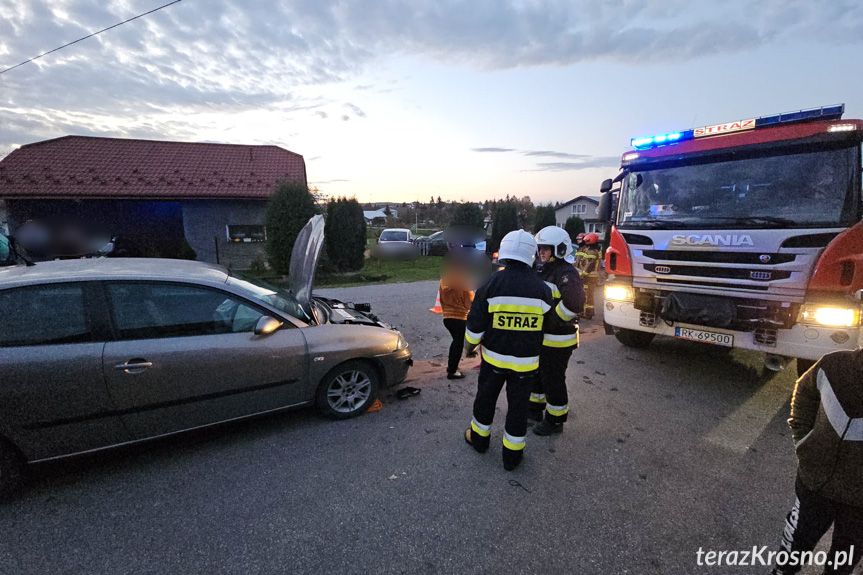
[750,271,772,280]
[669,234,754,247]
[654,265,671,274]
[759,254,771,263]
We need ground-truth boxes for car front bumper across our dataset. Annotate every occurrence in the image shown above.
[377,347,413,387]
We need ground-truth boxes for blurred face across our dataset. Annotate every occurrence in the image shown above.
[538,246,553,263]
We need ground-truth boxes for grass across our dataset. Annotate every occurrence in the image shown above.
[316,256,442,288]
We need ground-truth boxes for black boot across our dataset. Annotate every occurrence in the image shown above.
[464,428,489,453]
[447,370,465,379]
[502,446,523,471]
[533,419,563,436]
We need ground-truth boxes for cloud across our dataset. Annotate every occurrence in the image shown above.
[345,103,366,117]
[473,145,617,171]
[529,157,621,171]
[341,115,350,121]
[0,1,861,156]
[310,178,350,184]
[315,110,328,119]
[522,150,589,160]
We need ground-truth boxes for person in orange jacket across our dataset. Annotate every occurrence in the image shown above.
[439,262,474,379]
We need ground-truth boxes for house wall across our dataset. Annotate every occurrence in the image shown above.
[554,200,606,237]
[182,199,268,269]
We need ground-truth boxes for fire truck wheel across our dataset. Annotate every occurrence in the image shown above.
[613,328,655,349]
[796,358,816,378]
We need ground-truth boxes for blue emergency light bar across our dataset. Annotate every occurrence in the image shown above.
[630,104,845,150]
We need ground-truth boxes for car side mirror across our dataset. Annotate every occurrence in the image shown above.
[599,178,613,193]
[254,316,283,335]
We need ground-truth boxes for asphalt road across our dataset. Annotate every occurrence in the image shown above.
[1,280,857,575]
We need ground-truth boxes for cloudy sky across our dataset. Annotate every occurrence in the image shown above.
[1,0,861,204]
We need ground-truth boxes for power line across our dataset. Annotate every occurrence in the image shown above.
[0,0,183,76]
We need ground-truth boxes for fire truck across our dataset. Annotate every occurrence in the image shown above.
[597,104,862,375]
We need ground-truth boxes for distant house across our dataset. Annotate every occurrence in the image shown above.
[554,195,606,236]
[363,209,388,225]
[0,136,307,268]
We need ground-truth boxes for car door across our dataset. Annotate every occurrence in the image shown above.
[0,282,131,461]
[101,281,309,440]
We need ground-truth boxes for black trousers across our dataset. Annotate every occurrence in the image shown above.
[531,345,574,423]
[472,360,535,449]
[443,318,466,374]
[775,475,863,575]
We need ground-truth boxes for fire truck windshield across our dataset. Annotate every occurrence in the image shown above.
[618,144,859,230]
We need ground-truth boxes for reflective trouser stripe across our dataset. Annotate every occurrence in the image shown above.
[543,333,579,348]
[544,282,561,298]
[488,296,551,315]
[546,403,569,417]
[555,301,577,321]
[471,418,491,437]
[503,432,526,451]
[465,329,484,344]
[481,348,539,372]
[530,393,547,404]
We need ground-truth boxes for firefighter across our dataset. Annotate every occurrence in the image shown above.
[575,232,586,248]
[463,230,553,471]
[768,349,863,575]
[574,232,601,320]
[529,226,585,436]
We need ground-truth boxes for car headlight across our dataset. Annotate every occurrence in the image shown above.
[396,331,409,350]
[799,304,861,328]
[605,284,634,302]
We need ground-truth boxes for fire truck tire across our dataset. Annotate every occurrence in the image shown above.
[613,328,655,348]
[796,358,816,378]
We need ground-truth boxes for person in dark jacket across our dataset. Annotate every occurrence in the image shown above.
[769,349,863,575]
[463,230,553,471]
[529,226,585,436]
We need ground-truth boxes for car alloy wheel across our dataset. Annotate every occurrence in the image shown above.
[327,370,372,414]
[316,360,380,420]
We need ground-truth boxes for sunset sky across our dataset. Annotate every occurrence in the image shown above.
[1,0,861,205]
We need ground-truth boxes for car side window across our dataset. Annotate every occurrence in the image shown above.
[107,282,265,341]
[0,283,92,347]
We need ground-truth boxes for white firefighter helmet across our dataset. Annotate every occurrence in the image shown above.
[498,229,537,266]
[535,226,573,259]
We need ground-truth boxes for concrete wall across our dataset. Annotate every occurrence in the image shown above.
[182,199,268,269]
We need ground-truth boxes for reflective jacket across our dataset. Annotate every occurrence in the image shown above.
[574,245,602,277]
[791,348,863,507]
[537,257,584,348]
[465,263,553,372]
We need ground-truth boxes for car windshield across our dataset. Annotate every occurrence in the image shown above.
[228,274,312,323]
[618,144,859,230]
[380,230,409,241]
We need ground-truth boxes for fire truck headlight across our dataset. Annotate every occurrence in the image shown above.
[799,304,861,328]
[605,285,634,302]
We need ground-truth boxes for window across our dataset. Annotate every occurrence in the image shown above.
[0,283,92,347]
[107,282,265,340]
[227,225,266,243]
[571,204,586,215]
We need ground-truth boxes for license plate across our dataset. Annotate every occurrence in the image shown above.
[674,327,734,347]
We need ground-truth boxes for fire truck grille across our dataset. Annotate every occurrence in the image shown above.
[644,264,792,282]
[641,251,796,265]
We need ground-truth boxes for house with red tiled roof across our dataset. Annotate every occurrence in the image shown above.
[0,135,307,268]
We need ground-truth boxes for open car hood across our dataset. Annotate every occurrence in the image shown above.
[288,215,325,310]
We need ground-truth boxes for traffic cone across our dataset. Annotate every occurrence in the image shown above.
[429,290,442,314]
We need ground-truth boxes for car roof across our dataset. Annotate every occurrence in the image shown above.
[381,228,410,233]
[0,258,230,289]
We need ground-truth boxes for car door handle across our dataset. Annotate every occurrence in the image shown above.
[115,360,153,371]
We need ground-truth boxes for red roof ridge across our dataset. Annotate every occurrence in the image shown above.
[19,135,304,159]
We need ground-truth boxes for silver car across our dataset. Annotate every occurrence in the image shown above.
[0,216,412,498]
